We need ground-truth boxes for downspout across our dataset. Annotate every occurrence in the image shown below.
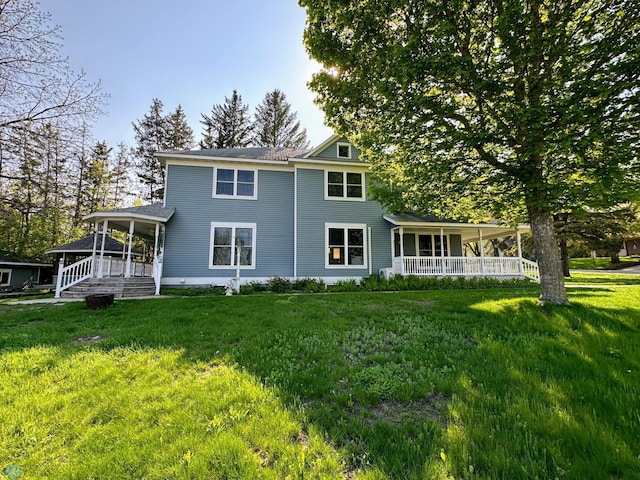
[293,165,297,279]
[368,227,372,276]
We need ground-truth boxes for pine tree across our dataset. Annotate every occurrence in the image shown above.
[166,105,195,151]
[200,90,253,149]
[110,143,135,206]
[132,99,168,202]
[252,90,309,148]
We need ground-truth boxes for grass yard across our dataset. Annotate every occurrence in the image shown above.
[1,286,639,479]
[569,256,640,270]
[564,271,640,285]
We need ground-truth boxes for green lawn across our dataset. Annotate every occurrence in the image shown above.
[565,271,640,285]
[1,287,639,479]
[569,256,640,270]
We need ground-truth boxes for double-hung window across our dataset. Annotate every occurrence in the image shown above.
[210,223,256,269]
[326,223,367,268]
[213,168,257,199]
[326,171,364,200]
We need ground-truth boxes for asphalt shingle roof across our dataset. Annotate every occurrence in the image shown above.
[162,147,311,162]
[46,234,142,255]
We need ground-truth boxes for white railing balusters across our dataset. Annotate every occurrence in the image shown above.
[393,256,539,282]
[54,256,94,298]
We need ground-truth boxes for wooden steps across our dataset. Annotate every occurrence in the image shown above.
[61,277,156,299]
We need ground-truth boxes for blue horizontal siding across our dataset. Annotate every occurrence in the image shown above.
[163,165,294,279]
[313,136,362,162]
[296,168,391,278]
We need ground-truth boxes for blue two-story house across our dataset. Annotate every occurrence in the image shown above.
[54,135,539,297]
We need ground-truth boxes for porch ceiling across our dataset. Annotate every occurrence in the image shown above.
[383,214,530,243]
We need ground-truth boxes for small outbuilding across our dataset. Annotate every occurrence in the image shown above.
[0,255,53,290]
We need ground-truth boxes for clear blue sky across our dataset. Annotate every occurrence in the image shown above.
[37,0,333,148]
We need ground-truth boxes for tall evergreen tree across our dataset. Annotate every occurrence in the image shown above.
[83,141,112,214]
[200,90,253,149]
[252,89,309,148]
[132,99,168,202]
[110,143,135,206]
[166,105,195,151]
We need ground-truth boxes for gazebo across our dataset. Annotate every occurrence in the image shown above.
[53,204,175,298]
[46,234,144,278]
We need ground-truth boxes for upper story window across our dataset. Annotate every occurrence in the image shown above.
[337,142,351,159]
[213,167,257,199]
[326,170,364,201]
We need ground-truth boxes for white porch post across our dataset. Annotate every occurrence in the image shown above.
[516,228,524,275]
[479,228,485,275]
[125,220,134,278]
[390,228,395,271]
[399,227,405,275]
[440,228,446,274]
[97,220,108,278]
[90,222,99,277]
[154,223,160,259]
[54,258,64,298]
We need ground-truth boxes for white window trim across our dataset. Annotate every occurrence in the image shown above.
[209,222,257,270]
[212,167,258,200]
[325,222,368,269]
[324,170,365,202]
[336,142,352,159]
[0,268,11,286]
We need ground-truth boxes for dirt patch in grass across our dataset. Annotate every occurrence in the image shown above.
[402,299,437,309]
[361,392,450,427]
[69,334,106,345]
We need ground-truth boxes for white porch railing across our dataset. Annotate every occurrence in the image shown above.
[394,256,539,282]
[521,259,540,282]
[54,255,155,298]
[94,257,153,277]
[54,256,94,298]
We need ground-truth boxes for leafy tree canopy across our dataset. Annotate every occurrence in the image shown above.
[301,0,640,304]
[0,0,106,135]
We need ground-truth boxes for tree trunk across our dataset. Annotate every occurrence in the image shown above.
[559,237,571,277]
[528,205,569,305]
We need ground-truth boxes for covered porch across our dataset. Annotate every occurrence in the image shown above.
[54,205,175,298]
[384,214,539,281]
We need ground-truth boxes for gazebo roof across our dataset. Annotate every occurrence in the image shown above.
[82,204,175,239]
[45,234,142,256]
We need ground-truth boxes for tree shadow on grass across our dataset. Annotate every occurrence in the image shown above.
[1,290,639,479]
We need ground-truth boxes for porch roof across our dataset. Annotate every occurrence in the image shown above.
[45,234,142,257]
[383,213,530,242]
[83,204,175,239]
